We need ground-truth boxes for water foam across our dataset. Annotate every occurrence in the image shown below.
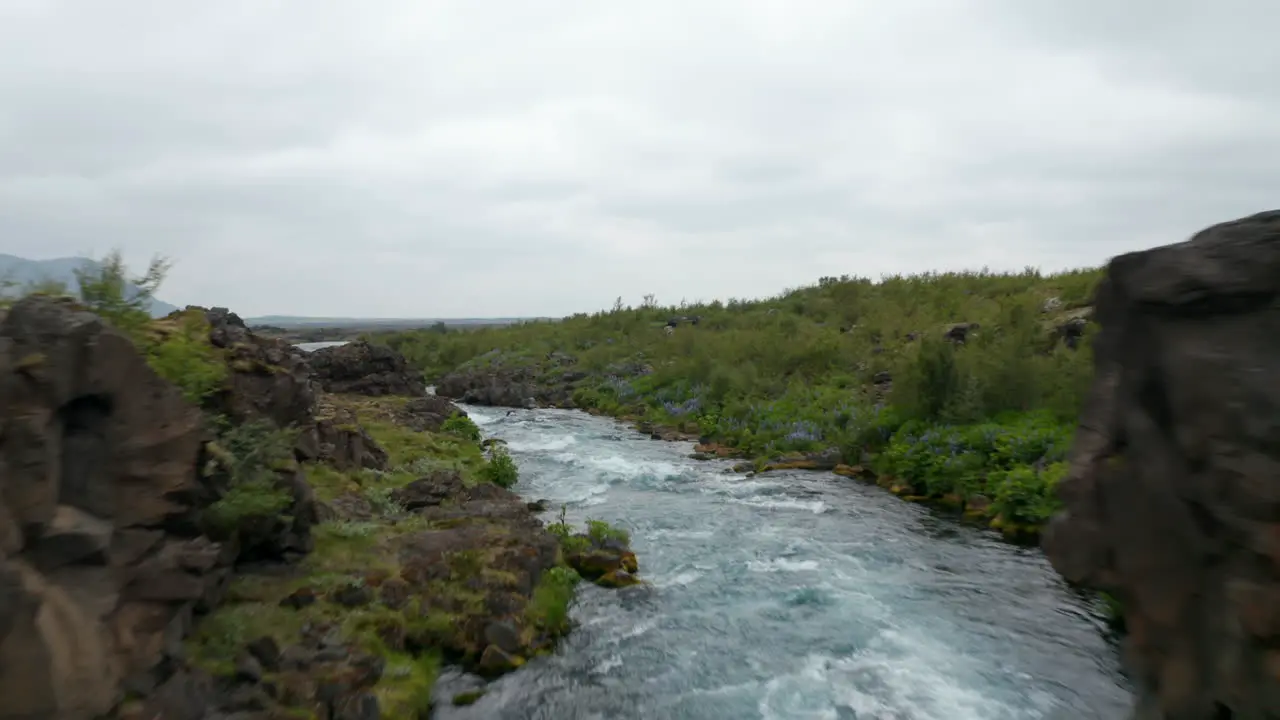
[446,403,1132,719]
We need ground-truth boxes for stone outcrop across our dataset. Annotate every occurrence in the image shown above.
[205,307,316,429]
[1042,210,1280,718]
[308,340,426,397]
[202,309,391,473]
[0,297,335,719]
[436,363,580,409]
[0,298,230,718]
[436,365,543,408]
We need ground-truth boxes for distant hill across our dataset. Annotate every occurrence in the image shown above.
[244,315,544,329]
[0,253,179,317]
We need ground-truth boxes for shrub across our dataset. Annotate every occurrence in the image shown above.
[480,446,519,488]
[204,420,297,536]
[440,412,482,442]
[526,565,581,636]
[145,311,227,405]
[586,519,630,546]
[74,250,171,340]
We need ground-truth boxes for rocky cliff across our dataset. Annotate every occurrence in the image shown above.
[0,297,297,718]
[1043,210,1280,718]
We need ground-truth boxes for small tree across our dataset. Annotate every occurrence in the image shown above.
[74,250,172,335]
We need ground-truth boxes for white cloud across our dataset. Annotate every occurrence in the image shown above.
[1,0,1276,317]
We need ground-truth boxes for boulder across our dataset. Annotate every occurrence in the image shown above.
[296,409,389,472]
[1042,210,1280,718]
[402,395,466,432]
[308,340,426,397]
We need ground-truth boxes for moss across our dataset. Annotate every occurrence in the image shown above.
[184,595,306,675]
[375,650,441,717]
[186,390,587,711]
[360,419,487,484]
[302,462,360,502]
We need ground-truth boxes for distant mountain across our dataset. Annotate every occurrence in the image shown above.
[0,253,179,317]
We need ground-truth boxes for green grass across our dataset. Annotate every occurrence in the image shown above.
[526,565,581,636]
[381,268,1102,540]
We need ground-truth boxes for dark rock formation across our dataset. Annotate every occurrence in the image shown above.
[201,309,392,472]
[205,307,316,429]
[0,297,221,717]
[308,340,426,397]
[297,408,389,472]
[436,365,543,407]
[0,296,323,719]
[942,321,979,344]
[116,629,386,720]
[1053,306,1094,350]
[1042,210,1280,719]
[402,395,468,432]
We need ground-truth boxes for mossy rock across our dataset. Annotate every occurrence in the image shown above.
[596,570,642,588]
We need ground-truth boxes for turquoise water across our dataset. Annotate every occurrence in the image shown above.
[436,407,1132,719]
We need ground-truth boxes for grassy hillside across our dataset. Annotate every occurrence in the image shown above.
[383,268,1103,540]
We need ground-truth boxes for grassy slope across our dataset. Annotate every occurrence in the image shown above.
[383,269,1102,541]
[185,394,540,716]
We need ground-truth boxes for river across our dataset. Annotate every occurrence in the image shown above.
[428,406,1133,719]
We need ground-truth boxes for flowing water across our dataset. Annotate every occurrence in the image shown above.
[435,406,1133,720]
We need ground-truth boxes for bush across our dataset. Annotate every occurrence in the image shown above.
[526,565,581,635]
[145,311,227,405]
[440,412,482,442]
[74,250,171,341]
[480,446,519,488]
[204,420,297,536]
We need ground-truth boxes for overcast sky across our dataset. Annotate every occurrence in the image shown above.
[2,1,1276,318]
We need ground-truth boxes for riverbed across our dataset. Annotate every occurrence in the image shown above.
[435,406,1132,719]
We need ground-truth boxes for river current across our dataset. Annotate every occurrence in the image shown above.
[428,406,1133,719]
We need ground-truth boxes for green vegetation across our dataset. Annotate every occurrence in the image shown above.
[202,420,297,538]
[480,445,519,488]
[13,251,602,711]
[384,269,1103,540]
[547,508,632,557]
[441,412,483,442]
[184,402,593,714]
[526,565,581,636]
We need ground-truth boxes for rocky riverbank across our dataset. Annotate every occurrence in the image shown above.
[437,379,1046,544]
[0,297,640,720]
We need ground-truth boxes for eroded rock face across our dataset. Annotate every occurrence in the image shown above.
[308,340,426,397]
[0,296,211,718]
[0,297,326,719]
[1042,210,1280,718]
